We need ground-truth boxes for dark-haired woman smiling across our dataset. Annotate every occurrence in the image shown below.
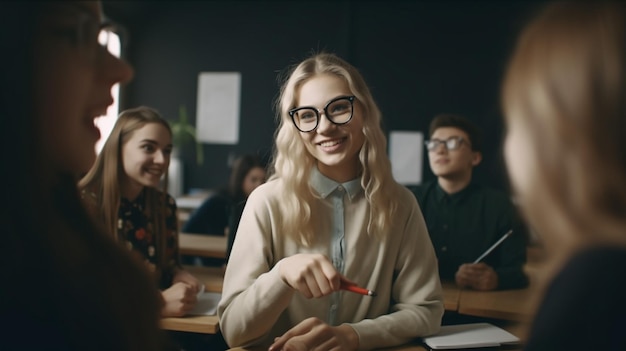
[0,2,168,349]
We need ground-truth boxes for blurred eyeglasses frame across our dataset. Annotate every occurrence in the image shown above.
[44,4,127,59]
[288,95,355,133]
[424,136,469,151]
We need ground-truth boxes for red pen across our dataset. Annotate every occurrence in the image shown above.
[340,281,377,297]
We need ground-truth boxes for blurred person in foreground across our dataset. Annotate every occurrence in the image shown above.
[0,2,169,349]
[502,2,626,350]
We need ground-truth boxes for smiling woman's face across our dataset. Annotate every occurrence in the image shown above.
[295,74,365,182]
[121,122,172,199]
[34,1,133,175]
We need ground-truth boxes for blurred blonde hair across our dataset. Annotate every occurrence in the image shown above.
[79,106,173,268]
[502,2,626,248]
[271,52,399,246]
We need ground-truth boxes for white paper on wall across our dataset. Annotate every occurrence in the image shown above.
[389,130,424,185]
[196,72,241,144]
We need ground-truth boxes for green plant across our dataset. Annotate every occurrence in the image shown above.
[170,104,204,165]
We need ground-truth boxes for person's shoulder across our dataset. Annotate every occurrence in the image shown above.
[395,182,418,200]
[408,180,437,200]
[566,246,626,274]
[389,182,421,212]
[242,179,283,213]
[474,183,513,205]
[213,187,232,200]
[248,179,281,199]
[195,188,231,207]
[551,246,626,300]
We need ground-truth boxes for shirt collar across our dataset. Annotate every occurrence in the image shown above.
[310,166,362,200]
[121,188,145,206]
[435,181,475,204]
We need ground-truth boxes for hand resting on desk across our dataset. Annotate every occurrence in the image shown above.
[173,268,204,292]
[455,263,498,291]
[161,269,205,317]
[269,317,358,351]
[161,282,198,317]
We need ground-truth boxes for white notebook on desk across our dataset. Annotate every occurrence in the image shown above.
[187,292,221,316]
[422,323,520,349]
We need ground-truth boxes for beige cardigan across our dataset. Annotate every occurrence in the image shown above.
[218,178,443,350]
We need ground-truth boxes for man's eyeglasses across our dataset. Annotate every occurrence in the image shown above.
[424,136,468,151]
[288,95,355,133]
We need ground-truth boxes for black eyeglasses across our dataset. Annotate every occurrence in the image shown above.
[424,136,468,151]
[288,95,355,133]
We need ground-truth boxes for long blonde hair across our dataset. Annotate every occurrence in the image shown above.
[271,52,399,245]
[502,2,626,248]
[79,106,173,268]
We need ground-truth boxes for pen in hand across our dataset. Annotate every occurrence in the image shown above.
[340,280,377,297]
[473,230,513,264]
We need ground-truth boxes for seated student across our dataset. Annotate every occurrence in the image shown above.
[0,2,169,349]
[224,154,267,260]
[502,2,626,350]
[183,154,266,236]
[182,154,266,265]
[218,52,443,350]
[412,114,528,291]
[79,106,203,318]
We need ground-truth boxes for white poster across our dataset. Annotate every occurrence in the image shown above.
[196,72,241,144]
[389,130,424,185]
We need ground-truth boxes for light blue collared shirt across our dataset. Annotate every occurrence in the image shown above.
[309,166,362,324]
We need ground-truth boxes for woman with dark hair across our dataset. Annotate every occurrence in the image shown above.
[183,154,266,264]
[184,154,266,235]
[0,2,167,349]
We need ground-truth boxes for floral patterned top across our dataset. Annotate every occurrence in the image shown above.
[118,191,180,289]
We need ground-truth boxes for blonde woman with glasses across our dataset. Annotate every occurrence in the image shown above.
[218,53,443,350]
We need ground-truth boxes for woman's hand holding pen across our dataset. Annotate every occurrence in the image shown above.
[279,253,343,298]
[161,282,198,317]
[455,263,498,291]
[269,317,358,351]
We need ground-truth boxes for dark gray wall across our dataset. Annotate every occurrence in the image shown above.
[104,1,542,193]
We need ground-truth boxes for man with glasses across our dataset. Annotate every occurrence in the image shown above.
[412,114,528,294]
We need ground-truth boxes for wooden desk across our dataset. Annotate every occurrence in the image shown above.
[457,287,535,322]
[183,264,225,292]
[441,282,461,311]
[228,344,427,351]
[456,259,545,323]
[226,323,530,351]
[179,232,228,258]
[160,264,225,334]
[176,192,211,210]
[226,326,527,351]
[161,315,219,334]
